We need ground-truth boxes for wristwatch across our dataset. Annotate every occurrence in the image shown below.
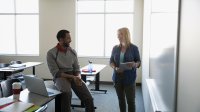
[114,67,118,71]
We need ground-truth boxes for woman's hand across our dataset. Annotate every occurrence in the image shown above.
[115,67,123,73]
[126,62,135,68]
[126,62,139,68]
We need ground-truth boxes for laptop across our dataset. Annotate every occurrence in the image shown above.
[23,75,61,97]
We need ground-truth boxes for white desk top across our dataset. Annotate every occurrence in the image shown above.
[0,62,43,72]
[81,64,106,75]
[17,89,54,106]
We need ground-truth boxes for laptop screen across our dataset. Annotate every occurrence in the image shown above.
[23,75,50,96]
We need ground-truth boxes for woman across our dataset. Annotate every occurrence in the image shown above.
[110,27,141,112]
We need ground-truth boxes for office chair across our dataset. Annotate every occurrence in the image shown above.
[0,78,22,97]
[0,78,48,112]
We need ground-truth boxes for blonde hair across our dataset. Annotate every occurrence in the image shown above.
[118,27,131,47]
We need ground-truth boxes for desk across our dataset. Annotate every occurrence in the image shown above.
[0,62,43,79]
[8,88,61,112]
[81,64,107,93]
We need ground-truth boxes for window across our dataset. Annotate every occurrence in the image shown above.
[0,0,39,55]
[76,0,134,57]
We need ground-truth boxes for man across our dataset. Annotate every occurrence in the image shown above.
[47,29,95,112]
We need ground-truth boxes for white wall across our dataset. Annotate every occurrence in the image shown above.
[142,0,200,112]
[142,0,153,111]
[39,0,76,78]
[0,0,143,83]
[133,0,144,83]
[142,0,179,111]
[177,0,200,112]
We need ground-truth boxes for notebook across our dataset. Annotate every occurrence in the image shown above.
[23,75,61,97]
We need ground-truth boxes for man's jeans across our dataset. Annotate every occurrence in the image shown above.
[55,78,95,112]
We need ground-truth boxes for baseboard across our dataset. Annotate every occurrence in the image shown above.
[99,81,113,85]
[136,83,141,86]
[90,81,142,86]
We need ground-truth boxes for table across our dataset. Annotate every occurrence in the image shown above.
[0,62,43,79]
[8,88,61,112]
[81,64,107,93]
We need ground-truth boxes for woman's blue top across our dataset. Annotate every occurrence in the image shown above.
[110,44,141,85]
[120,52,125,63]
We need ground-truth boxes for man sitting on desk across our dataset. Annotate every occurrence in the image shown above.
[46,29,95,112]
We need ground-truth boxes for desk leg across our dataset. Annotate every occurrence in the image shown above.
[33,66,35,75]
[81,75,86,82]
[90,73,107,94]
[55,94,61,112]
[95,73,100,90]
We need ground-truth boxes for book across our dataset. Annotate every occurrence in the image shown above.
[0,101,34,112]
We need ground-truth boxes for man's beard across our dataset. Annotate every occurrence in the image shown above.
[64,42,69,48]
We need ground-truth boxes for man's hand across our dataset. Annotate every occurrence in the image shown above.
[73,76,82,86]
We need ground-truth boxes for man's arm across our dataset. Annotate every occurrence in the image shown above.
[47,50,74,80]
[71,49,81,75]
[47,50,61,79]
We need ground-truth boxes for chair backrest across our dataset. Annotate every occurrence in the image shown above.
[0,78,21,97]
